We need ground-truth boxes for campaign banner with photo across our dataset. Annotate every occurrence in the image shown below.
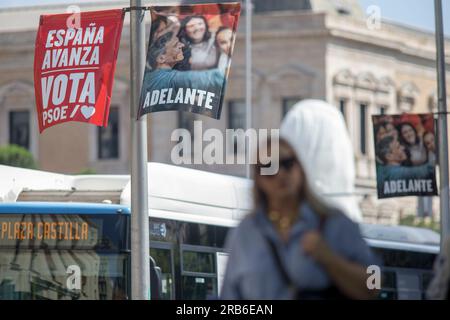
[138,3,241,120]
[373,113,438,198]
[34,9,124,133]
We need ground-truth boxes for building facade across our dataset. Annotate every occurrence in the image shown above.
[0,0,449,223]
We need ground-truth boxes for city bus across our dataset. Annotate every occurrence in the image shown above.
[0,163,442,300]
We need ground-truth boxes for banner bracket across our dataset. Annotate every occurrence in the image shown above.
[433,111,450,116]
[123,6,151,12]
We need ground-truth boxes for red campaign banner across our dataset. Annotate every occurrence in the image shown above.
[34,9,124,133]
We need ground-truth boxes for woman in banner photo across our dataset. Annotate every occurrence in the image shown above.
[398,122,428,166]
[221,138,379,300]
[178,15,219,70]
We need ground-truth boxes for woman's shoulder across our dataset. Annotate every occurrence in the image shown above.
[234,213,260,233]
[229,213,263,237]
[305,201,346,223]
[322,207,362,234]
[224,213,263,254]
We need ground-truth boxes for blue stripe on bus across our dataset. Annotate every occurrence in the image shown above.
[0,202,131,215]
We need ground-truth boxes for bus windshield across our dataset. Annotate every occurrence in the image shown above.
[0,213,129,300]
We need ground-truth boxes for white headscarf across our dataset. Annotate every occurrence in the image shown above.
[280,99,362,222]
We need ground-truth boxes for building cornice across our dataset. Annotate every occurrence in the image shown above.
[325,14,450,63]
[1,10,449,66]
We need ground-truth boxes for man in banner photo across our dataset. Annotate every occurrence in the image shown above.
[138,3,241,120]
[34,9,124,132]
[373,113,438,198]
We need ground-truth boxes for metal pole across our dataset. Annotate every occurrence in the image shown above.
[245,0,253,178]
[130,0,150,299]
[434,0,450,247]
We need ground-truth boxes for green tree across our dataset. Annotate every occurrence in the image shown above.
[77,168,96,175]
[399,215,440,233]
[0,144,37,169]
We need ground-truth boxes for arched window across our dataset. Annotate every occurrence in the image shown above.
[398,82,419,112]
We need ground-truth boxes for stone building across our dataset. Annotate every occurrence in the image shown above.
[0,0,449,224]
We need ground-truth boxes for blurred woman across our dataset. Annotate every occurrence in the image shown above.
[220,138,379,300]
[178,15,218,70]
[399,123,427,166]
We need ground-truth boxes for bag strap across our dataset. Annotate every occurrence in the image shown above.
[263,234,299,296]
[318,213,327,232]
[263,235,300,299]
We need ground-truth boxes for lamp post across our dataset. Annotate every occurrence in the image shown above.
[434,0,450,247]
[130,0,150,299]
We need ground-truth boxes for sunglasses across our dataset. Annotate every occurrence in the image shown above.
[258,157,297,172]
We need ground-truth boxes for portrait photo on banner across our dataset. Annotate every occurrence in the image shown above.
[372,113,438,199]
[138,3,241,120]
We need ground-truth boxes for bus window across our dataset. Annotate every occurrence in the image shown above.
[372,247,437,269]
[150,248,174,300]
[180,249,217,299]
[372,247,438,300]
[182,276,217,300]
[182,251,215,274]
[0,213,130,300]
[422,272,434,298]
[0,251,129,300]
[396,272,422,300]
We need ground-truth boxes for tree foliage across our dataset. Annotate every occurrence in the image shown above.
[0,144,37,169]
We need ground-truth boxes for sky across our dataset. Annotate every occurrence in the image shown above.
[0,0,448,36]
[359,0,449,35]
